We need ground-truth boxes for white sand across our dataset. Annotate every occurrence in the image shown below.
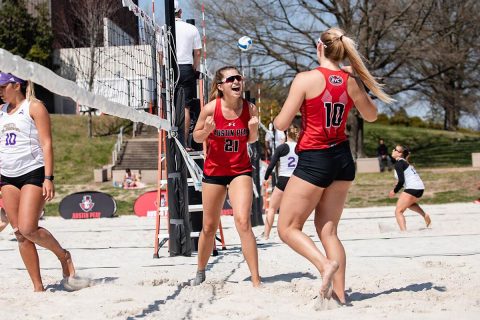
[1,202,479,319]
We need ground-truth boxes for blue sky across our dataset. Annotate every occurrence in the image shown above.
[138,0,195,25]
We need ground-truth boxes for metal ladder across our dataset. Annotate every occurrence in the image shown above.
[154,151,226,257]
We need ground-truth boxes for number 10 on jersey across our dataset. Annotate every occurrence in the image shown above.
[324,102,345,128]
[5,132,17,145]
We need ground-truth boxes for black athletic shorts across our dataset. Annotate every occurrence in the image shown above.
[404,189,424,198]
[0,166,45,189]
[202,172,252,186]
[178,64,197,109]
[275,176,290,191]
[293,141,355,188]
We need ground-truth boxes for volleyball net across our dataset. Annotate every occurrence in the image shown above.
[0,0,208,189]
[0,1,169,130]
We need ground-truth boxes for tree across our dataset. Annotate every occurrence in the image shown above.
[0,0,52,67]
[199,0,447,157]
[26,1,53,67]
[409,0,480,130]
[54,0,121,138]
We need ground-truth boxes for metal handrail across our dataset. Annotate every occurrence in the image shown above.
[111,126,124,166]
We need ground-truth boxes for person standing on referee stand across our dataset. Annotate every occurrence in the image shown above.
[174,0,202,149]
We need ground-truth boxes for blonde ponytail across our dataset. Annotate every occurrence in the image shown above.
[320,28,395,104]
[26,80,36,101]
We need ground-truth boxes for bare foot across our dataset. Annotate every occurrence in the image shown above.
[59,250,76,278]
[425,214,431,228]
[331,291,349,306]
[33,285,45,292]
[252,276,262,287]
[190,270,206,286]
[320,260,339,299]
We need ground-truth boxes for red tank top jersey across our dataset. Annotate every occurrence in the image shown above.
[296,67,354,152]
[203,97,252,176]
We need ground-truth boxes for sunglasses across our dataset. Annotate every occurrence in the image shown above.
[317,38,327,48]
[218,75,243,84]
[393,148,402,153]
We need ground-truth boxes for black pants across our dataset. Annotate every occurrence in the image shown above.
[178,64,196,108]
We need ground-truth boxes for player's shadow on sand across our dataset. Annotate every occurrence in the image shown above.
[348,282,446,301]
[126,281,189,320]
[255,272,316,283]
[45,276,118,292]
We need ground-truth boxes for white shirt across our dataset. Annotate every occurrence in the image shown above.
[394,159,425,190]
[175,18,201,65]
[278,142,298,177]
[0,100,44,177]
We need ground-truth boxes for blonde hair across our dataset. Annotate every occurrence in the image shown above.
[320,28,395,104]
[26,81,36,101]
[208,66,239,101]
[19,80,36,101]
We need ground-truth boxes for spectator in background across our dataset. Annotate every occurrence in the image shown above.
[377,138,392,172]
[174,0,202,149]
[123,168,137,188]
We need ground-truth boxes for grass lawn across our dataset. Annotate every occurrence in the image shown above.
[364,123,480,167]
[51,115,116,184]
[347,168,480,208]
[40,116,480,216]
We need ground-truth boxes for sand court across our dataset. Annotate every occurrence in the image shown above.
[0,202,479,319]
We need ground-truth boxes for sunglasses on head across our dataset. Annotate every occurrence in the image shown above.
[218,75,243,84]
[317,38,328,48]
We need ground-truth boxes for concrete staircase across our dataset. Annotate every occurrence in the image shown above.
[114,138,159,171]
[112,124,163,184]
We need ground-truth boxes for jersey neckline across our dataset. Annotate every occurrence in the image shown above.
[4,99,28,116]
[304,67,350,102]
[217,97,245,121]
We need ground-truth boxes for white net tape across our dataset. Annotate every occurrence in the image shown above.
[0,48,171,131]
[174,138,204,191]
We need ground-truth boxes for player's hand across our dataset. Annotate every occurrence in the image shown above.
[248,116,259,131]
[43,180,55,201]
[204,116,216,134]
[388,190,395,198]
